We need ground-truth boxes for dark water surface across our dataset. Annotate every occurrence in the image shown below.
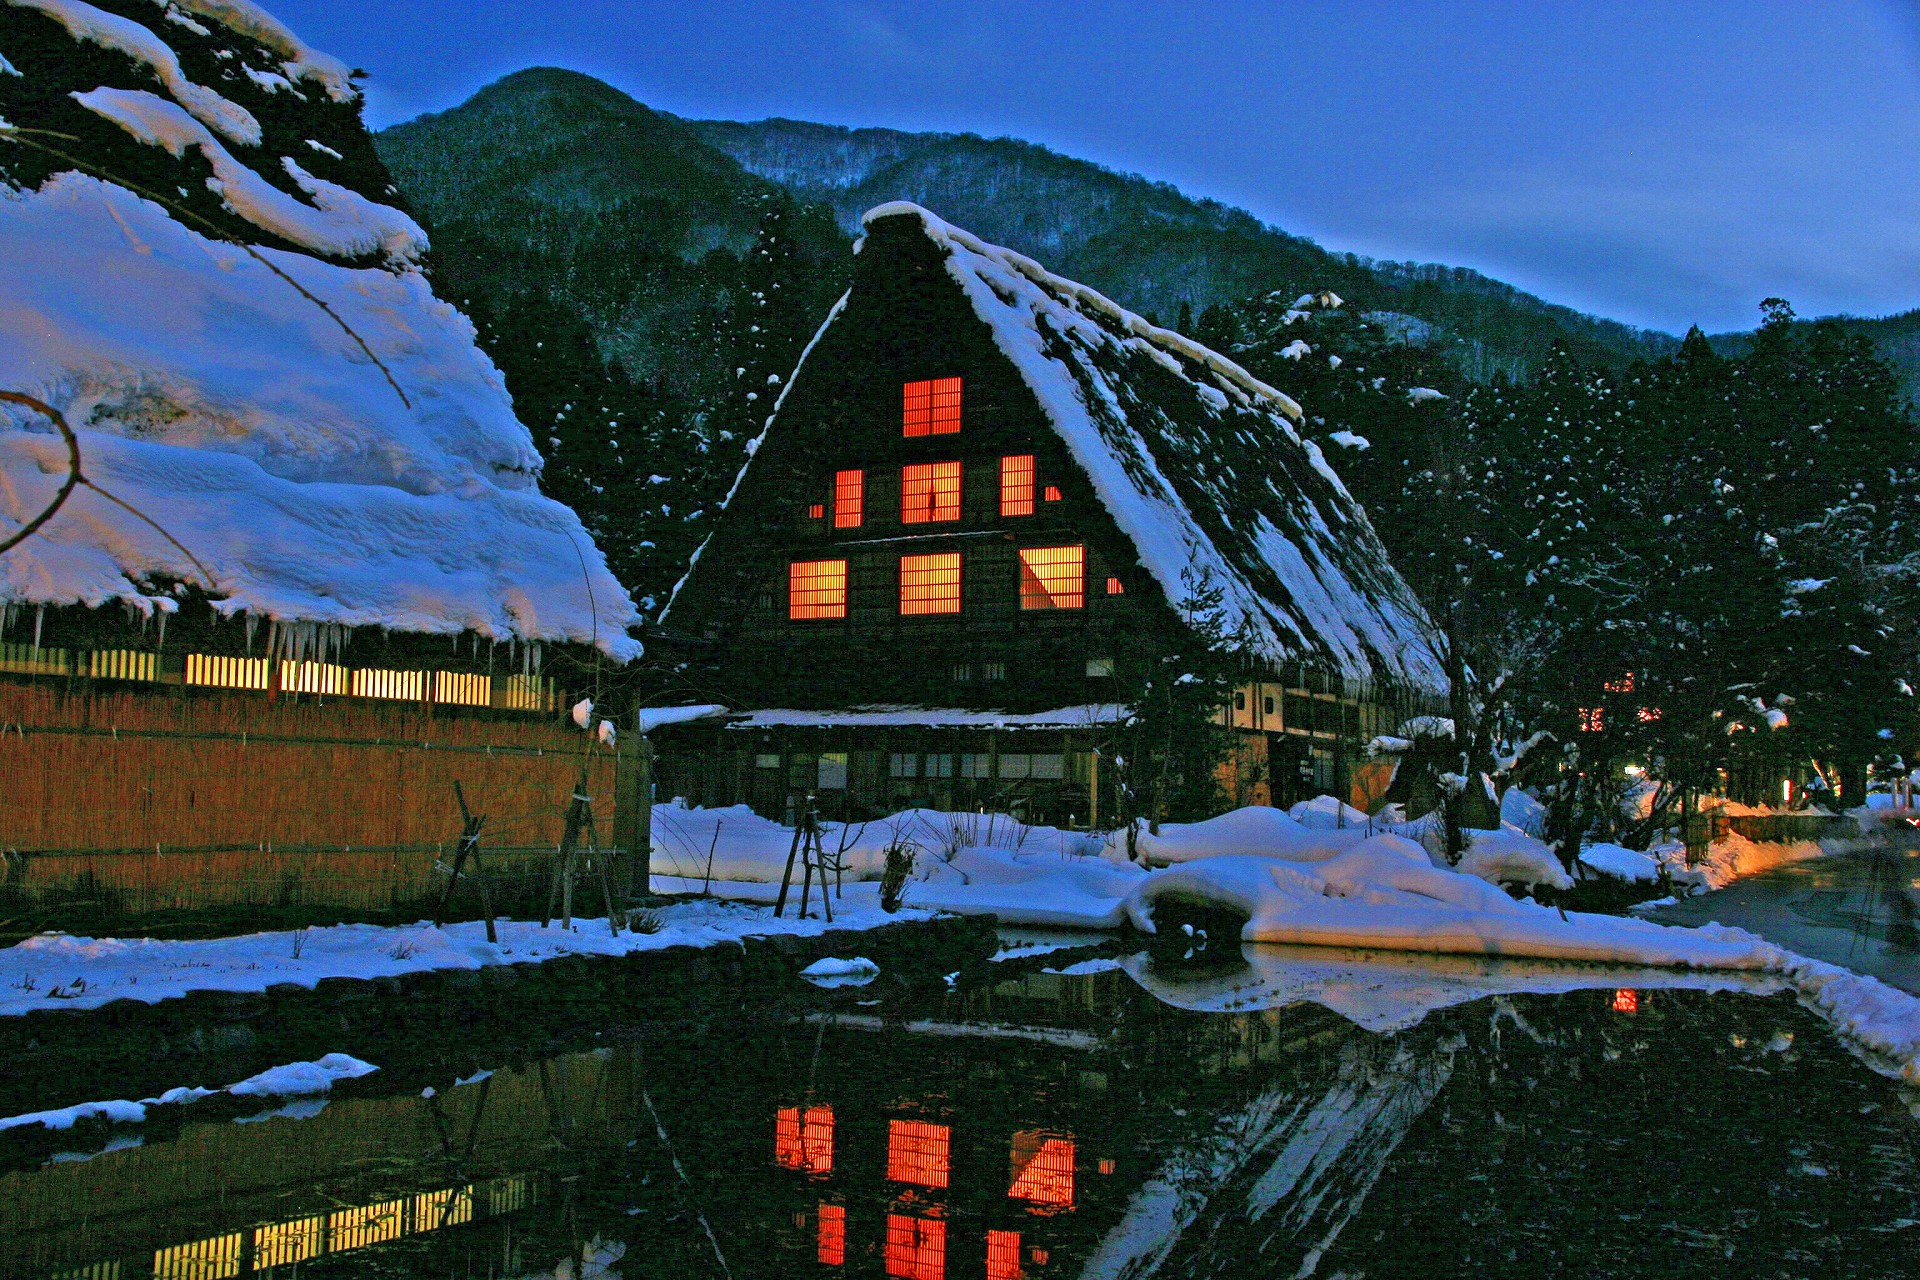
[4,944,1919,1279]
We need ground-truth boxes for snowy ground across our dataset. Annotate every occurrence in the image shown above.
[0,897,932,1018]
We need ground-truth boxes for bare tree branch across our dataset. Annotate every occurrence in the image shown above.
[0,390,80,555]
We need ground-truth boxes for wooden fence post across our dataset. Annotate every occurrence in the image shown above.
[613,734,652,900]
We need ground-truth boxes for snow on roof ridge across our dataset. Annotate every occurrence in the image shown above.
[729,703,1134,729]
[861,201,1303,423]
[160,0,358,103]
[16,0,262,145]
[75,87,424,263]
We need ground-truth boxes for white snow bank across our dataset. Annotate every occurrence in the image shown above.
[0,174,639,657]
[798,956,880,988]
[226,1052,377,1096]
[1117,807,1366,865]
[727,704,1130,729]
[1455,824,1572,892]
[1499,787,1548,836]
[0,896,933,1018]
[1667,832,1828,892]
[1124,844,1771,967]
[636,704,728,733]
[170,0,357,102]
[1287,795,1373,830]
[1580,843,1662,884]
[0,1097,147,1132]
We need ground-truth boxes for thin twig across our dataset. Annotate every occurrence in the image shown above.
[81,477,215,586]
[0,126,411,410]
[0,391,80,555]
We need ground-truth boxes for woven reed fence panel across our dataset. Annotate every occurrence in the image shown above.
[0,682,616,913]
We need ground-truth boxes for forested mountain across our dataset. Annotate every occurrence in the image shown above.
[372,67,1917,615]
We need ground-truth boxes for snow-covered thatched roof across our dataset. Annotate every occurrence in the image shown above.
[0,0,639,659]
[850,203,1444,692]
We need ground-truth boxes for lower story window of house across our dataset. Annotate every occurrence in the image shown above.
[1031,753,1065,780]
[818,752,849,790]
[756,753,781,769]
[999,753,1032,779]
[890,752,920,778]
[901,552,962,614]
[790,559,848,620]
[926,753,956,778]
[983,661,1006,681]
[952,662,974,682]
[960,753,992,779]
[1086,657,1115,678]
[1019,545,1084,609]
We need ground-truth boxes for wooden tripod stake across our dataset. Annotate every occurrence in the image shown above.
[544,770,622,937]
[774,796,832,923]
[435,781,498,944]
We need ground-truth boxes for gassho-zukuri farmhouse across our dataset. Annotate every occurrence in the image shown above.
[651,202,1447,824]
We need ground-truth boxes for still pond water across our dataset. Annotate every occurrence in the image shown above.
[4,940,1919,1279]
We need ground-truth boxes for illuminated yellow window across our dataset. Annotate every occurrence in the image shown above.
[488,1175,533,1215]
[818,1202,847,1266]
[415,1186,475,1230]
[834,470,865,528]
[329,1199,405,1252]
[254,1217,324,1268]
[1043,484,1063,502]
[88,649,157,681]
[1106,576,1125,595]
[903,376,962,436]
[885,1213,947,1280]
[808,502,826,519]
[790,559,848,620]
[352,668,425,701]
[901,461,961,523]
[1000,454,1035,517]
[776,1104,836,1173]
[900,553,961,615]
[1009,1130,1077,1207]
[280,660,349,695]
[186,654,271,690]
[0,641,72,676]
[1019,546,1084,610]
[887,1118,952,1187]
[433,671,492,707]
[499,673,555,712]
[153,1233,243,1280]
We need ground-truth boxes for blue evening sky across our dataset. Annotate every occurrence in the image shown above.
[271,0,1920,335]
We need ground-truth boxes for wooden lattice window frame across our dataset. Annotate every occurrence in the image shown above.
[834,469,865,528]
[1000,454,1035,517]
[903,376,962,436]
[901,461,961,524]
[790,559,848,620]
[900,553,962,615]
[1018,545,1085,610]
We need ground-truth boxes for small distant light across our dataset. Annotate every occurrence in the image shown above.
[1613,989,1639,1014]
[1097,1158,1116,1175]
[1623,764,1644,776]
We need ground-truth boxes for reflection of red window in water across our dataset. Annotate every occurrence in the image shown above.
[1613,988,1640,1013]
[887,1119,951,1188]
[775,1105,834,1173]
[986,1229,1023,1280]
[1009,1130,1076,1207]
[885,1213,947,1279]
[817,1203,846,1266]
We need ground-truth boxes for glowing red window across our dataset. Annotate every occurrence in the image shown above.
[885,1213,947,1280]
[903,377,962,436]
[1576,707,1604,732]
[1043,485,1063,502]
[817,1203,847,1266]
[789,560,847,620]
[1019,546,1084,610]
[902,462,961,523]
[808,503,825,519]
[1638,706,1663,722]
[986,1229,1022,1280]
[1008,1131,1076,1208]
[1105,576,1125,595]
[835,470,865,529]
[775,1104,835,1173]
[1604,672,1636,693]
[1098,1157,1117,1175]
[1613,988,1639,1013]
[887,1119,951,1188]
[1000,455,1035,517]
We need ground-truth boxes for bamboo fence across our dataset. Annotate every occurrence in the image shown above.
[0,681,617,914]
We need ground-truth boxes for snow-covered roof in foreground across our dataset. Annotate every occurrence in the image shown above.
[725,704,1132,730]
[856,204,1443,692]
[0,173,640,658]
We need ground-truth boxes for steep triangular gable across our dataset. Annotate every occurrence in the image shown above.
[671,203,1444,694]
